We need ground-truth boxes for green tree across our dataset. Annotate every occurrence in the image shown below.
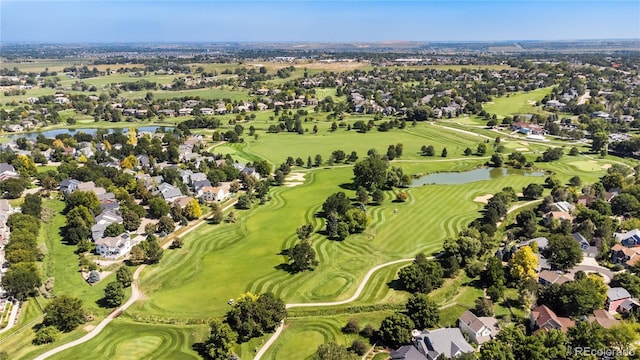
[406,293,440,329]
[288,240,318,272]
[344,208,369,233]
[353,155,389,190]
[33,326,60,345]
[116,266,133,287]
[544,234,583,271]
[372,188,384,204]
[522,183,544,199]
[0,178,27,199]
[477,142,487,155]
[379,314,414,348]
[122,209,141,231]
[591,131,609,153]
[205,319,238,360]
[441,148,448,157]
[313,342,354,360]
[157,216,175,234]
[397,255,444,294]
[104,223,126,237]
[148,197,170,218]
[356,186,369,205]
[103,281,124,307]
[22,193,42,218]
[235,194,253,210]
[225,292,286,342]
[1,261,41,299]
[43,295,86,332]
[464,147,473,156]
[65,191,101,215]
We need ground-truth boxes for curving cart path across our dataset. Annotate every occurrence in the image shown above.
[34,199,237,360]
[253,258,414,360]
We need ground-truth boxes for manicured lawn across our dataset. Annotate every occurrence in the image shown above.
[216,120,487,165]
[48,320,207,360]
[483,87,555,118]
[261,312,392,360]
[40,200,119,317]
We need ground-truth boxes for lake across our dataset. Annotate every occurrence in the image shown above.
[7,126,171,140]
[411,167,545,186]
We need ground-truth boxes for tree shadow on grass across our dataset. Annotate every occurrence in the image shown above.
[387,279,404,291]
[192,342,207,358]
[338,183,355,191]
[464,278,484,289]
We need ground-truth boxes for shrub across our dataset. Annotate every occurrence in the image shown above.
[33,326,59,345]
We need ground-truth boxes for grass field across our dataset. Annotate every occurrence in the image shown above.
[483,87,555,118]
[215,120,489,165]
[48,320,208,360]
[261,312,393,360]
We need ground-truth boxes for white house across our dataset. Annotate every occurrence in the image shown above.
[200,186,230,202]
[458,310,500,344]
[95,233,131,259]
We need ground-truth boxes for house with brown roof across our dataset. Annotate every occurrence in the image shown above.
[95,233,131,259]
[530,305,575,333]
[458,310,499,344]
[589,309,620,329]
[610,244,640,267]
[538,270,572,286]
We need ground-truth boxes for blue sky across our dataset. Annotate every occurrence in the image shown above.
[1,1,639,42]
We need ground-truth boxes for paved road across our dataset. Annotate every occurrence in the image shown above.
[571,265,617,284]
[254,258,414,360]
[34,199,237,360]
[0,300,20,334]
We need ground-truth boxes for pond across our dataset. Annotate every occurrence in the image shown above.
[7,126,171,140]
[411,167,545,186]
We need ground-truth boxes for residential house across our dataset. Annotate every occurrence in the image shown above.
[615,229,640,248]
[589,309,620,329]
[552,201,575,213]
[391,328,474,360]
[154,182,182,203]
[192,179,212,193]
[172,196,194,210]
[543,211,574,225]
[538,270,572,286]
[0,163,19,181]
[530,305,575,333]
[4,124,22,133]
[92,210,123,241]
[458,310,500,344]
[571,232,597,257]
[95,233,131,259]
[577,195,596,206]
[610,244,640,267]
[617,298,640,314]
[188,172,208,186]
[77,181,106,196]
[179,169,194,185]
[59,178,81,194]
[136,154,151,169]
[178,108,193,116]
[199,108,215,115]
[200,186,230,202]
[606,287,631,312]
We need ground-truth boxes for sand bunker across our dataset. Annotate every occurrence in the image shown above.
[516,147,529,151]
[284,172,306,187]
[474,194,493,204]
[602,164,612,169]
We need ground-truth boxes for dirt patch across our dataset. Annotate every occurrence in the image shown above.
[473,194,493,204]
[527,100,537,105]
[602,164,612,169]
[82,324,96,332]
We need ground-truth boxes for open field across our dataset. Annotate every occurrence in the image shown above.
[216,120,489,165]
[47,320,207,360]
[483,87,555,118]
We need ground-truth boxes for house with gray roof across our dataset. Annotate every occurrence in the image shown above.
[0,163,19,181]
[96,233,131,259]
[391,328,474,360]
[154,182,183,203]
[92,210,123,241]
